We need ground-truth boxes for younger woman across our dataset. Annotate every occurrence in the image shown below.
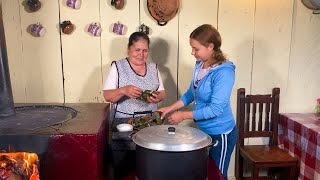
[158,24,237,179]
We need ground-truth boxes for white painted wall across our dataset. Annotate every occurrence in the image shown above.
[2,0,320,178]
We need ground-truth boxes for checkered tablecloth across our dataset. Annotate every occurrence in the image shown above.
[278,113,320,180]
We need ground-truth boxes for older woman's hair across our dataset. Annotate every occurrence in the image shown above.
[190,24,226,63]
[128,32,150,48]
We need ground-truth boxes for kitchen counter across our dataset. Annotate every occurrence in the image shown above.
[0,103,111,180]
[0,103,225,180]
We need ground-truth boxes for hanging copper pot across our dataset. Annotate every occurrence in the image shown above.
[139,24,150,35]
[111,0,124,10]
[27,0,42,12]
[60,21,74,34]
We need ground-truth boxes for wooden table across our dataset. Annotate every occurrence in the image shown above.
[278,113,320,180]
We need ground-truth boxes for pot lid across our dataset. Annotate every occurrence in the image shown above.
[132,125,212,152]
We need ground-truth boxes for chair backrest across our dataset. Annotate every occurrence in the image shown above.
[236,88,280,146]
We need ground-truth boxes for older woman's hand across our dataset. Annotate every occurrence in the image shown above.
[123,85,142,98]
[147,91,160,103]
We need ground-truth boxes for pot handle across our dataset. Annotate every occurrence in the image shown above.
[133,110,153,117]
[168,126,175,134]
[128,130,138,139]
[209,140,219,147]
[111,0,116,6]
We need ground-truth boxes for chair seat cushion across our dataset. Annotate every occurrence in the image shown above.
[240,145,298,165]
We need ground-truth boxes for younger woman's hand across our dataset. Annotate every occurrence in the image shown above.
[167,111,185,125]
[157,106,172,119]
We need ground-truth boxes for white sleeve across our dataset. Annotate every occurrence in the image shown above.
[157,70,165,91]
[103,63,118,90]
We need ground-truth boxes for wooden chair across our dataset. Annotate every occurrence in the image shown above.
[235,88,298,180]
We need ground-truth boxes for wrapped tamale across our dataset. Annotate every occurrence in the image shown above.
[138,90,159,102]
[128,111,163,130]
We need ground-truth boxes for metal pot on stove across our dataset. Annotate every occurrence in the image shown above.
[131,125,214,180]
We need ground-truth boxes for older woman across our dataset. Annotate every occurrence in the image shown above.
[103,31,166,118]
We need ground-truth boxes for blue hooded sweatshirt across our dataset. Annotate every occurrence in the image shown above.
[180,60,236,135]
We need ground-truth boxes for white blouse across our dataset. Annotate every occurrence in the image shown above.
[103,63,165,91]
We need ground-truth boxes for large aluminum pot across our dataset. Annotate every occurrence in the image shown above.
[132,125,212,180]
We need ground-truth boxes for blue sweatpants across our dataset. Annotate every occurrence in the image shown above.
[209,126,238,180]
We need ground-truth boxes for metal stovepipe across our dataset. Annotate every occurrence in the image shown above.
[0,0,16,116]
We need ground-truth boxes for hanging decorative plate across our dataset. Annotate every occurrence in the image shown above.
[147,0,180,26]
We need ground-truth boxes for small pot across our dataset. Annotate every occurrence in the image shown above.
[132,125,213,180]
[139,24,150,35]
[60,21,74,34]
[111,0,124,10]
[27,0,42,12]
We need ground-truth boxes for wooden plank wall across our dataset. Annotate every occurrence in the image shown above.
[3,0,319,111]
[285,0,320,112]
[2,0,320,117]
[178,0,218,101]
[3,0,63,103]
[60,0,103,102]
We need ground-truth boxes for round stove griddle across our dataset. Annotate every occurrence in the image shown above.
[0,105,77,131]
